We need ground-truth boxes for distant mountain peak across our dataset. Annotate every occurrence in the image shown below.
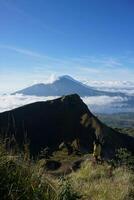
[37,75,79,85]
[59,75,77,81]
[12,75,126,97]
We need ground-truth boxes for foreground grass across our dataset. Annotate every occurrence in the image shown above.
[0,141,58,200]
[0,139,134,200]
[70,160,134,200]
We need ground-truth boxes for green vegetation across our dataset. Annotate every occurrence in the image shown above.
[97,112,134,138]
[115,148,134,170]
[114,127,134,137]
[0,138,134,200]
[97,112,134,128]
[58,177,80,200]
[0,139,57,200]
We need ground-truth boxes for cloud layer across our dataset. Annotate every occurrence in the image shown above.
[0,94,58,113]
[83,80,134,96]
[0,94,129,114]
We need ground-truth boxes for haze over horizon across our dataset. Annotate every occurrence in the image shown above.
[0,0,134,93]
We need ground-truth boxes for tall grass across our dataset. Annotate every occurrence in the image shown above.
[0,137,134,200]
[0,138,79,200]
[0,139,57,200]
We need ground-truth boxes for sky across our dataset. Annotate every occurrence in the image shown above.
[0,0,134,93]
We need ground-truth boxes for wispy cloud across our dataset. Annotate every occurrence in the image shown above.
[0,44,131,70]
[88,56,122,67]
[0,43,134,94]
[0,44,67,64]
[70,55,123,68]
[77,63,134,81]
[0,45,45,58]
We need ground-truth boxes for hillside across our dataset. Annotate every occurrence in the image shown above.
[0,94,134,156]
[0,140,134,200]
[97,112,134,128]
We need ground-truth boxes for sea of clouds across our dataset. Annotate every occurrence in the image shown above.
[0,93,130,114]
[83,80,134,96]
[0,78,134,114]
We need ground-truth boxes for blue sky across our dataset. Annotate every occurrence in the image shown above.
[0,0,134,92]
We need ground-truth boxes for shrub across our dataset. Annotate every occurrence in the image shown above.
[115,148,134,169]
[58,177,80,200]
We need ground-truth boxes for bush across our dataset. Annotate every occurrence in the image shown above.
[115,148,134,169]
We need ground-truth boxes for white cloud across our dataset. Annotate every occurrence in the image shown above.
[82,96,127,106]
[82,96,131,114]
[0,94,59,113]
[0,94,128,113]
[37,74,59,84]
[85,80,134,88]
[96,88,134,96]
[0,45,49,59]
[81,80,134,96]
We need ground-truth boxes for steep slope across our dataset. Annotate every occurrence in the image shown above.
[13,75,125,97]
[0,94,133,156]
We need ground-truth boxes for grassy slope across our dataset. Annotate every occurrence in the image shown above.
[70,160,134,200]
[114,127,134,137]
[97,112,134,137]
[0,140,134,200]
[97,112,134,128]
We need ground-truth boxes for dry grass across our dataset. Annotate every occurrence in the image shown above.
[69,160,134,200]
[0,139,58,200]
[0,138,134,200]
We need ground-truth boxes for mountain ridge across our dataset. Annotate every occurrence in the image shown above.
[0,94,134,156]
